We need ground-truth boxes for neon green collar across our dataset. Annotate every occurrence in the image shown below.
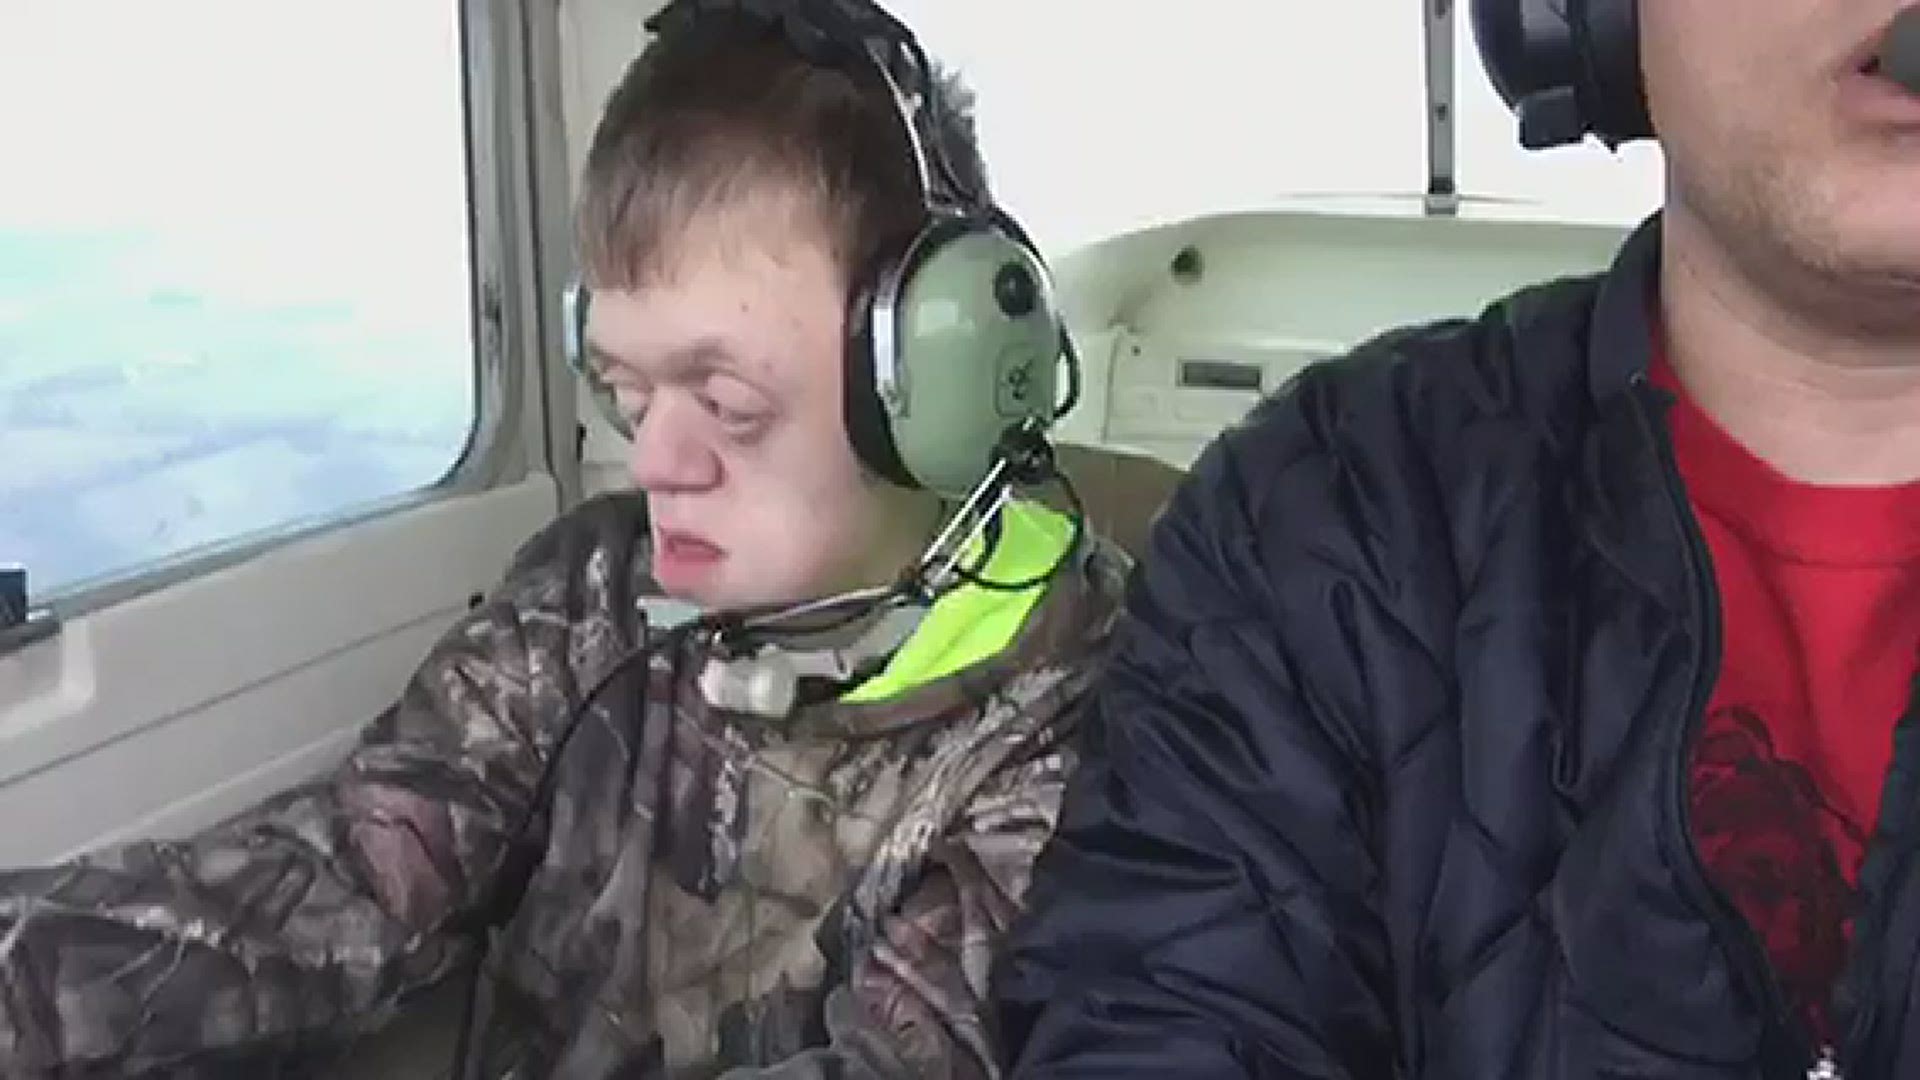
[840,500,1076,704]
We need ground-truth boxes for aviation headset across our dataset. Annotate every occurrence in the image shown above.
[1469,0,1652,150]
[565,0,1080,502]
[1472,0,1920,151]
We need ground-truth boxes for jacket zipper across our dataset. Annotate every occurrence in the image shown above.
[1829,674,1920,1069]
[1631,378,1824,1075]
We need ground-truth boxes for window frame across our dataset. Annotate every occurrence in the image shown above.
[25,0,579,620]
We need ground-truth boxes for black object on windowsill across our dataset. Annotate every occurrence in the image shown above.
[0,565,61,656]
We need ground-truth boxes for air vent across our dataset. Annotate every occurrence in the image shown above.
[1178,359,1263,393]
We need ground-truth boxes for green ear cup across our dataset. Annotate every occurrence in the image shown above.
[886,228,1062,498]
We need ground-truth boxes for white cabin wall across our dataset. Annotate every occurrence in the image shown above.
[559,0,663,180]
[1053,206,1631,466]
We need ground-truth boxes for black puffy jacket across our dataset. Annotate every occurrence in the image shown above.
[991,216,1920,1079]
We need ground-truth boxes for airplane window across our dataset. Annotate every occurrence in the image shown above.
[888,0,1428,255]
[1,1,477,598]
[1453,10,1665,224]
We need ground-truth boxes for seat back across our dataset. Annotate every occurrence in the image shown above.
[1043,442,1187,562]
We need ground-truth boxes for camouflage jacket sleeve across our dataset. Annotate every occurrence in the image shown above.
[720,725,1080,1080]
[0,496,651,1076]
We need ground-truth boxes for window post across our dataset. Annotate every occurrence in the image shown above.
[1423,0,1460,215]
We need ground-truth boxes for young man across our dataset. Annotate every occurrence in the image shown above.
[996,0,1920,1075]
[0,4,1128,1077]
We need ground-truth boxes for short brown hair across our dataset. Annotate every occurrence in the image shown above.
[575,23,987,292]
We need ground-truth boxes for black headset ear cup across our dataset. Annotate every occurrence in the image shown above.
[1469,0,1529,109]
[1470,0,1652,149]
[842,265,918,490]
[1577,0,1652,144]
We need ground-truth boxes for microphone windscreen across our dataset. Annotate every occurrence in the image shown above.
[1886,5,1920,95]
[698,652,798,717]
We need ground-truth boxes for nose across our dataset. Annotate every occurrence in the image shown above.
[628,396,721,493]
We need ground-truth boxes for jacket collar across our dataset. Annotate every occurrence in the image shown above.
[1572,210,1703,622]
[1587,211,1666,406]
[705,531,1129,743]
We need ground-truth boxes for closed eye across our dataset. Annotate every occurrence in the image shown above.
[697,375,772,437]
[699,392,765,432]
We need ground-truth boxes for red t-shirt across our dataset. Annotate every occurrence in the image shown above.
[1657,355,1920,1041]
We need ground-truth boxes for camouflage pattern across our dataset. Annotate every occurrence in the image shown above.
[0,493,1129,1078]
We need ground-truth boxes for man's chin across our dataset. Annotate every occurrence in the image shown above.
[1823,225,1920,328]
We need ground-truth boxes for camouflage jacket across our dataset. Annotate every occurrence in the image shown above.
[0,493,1129,1078]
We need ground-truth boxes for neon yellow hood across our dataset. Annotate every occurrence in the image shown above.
[841,500,1076,703]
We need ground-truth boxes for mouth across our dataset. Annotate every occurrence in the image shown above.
[656,528,725,564]
[1852,9,1920,90]
[1839,13,1920,124]
[1859,52,1899,82]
